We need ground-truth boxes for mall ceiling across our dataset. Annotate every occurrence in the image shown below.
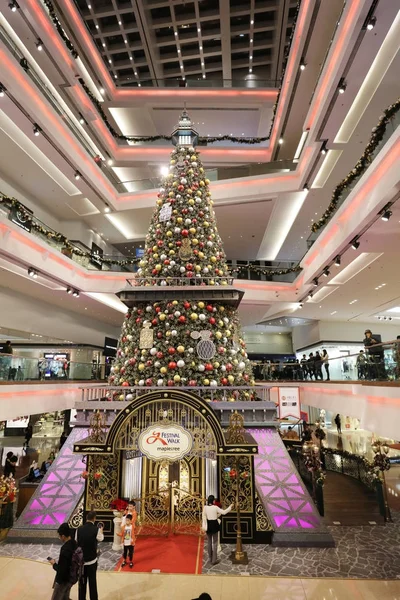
[74,0,298,86]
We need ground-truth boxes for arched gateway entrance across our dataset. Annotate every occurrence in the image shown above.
[73,390,264,542]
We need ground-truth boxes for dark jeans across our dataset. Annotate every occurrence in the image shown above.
[123,545,134,561]
[79,562,98,600]
[207,531,219,564]
[51,582,72,600]
[324,364,330,380]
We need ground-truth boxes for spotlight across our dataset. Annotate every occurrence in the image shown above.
[367,16,376,30]
[320,141,328,155]
[334,255,341,266]
[300,60,306,71]
[104,205,111,213]
[0,84,5,98]
[278,138,284,145]
[338,79,346,94]
[8,1,18,11]
[303,184,309,192]
[160,166,169,176]
[67,287,72,294]
[99,87,105,95]
[313,278,319,287]
[74,170,81,180]
[323,267,330,277]
[36,39,43,51]
[381,209,392,221]
[33,124,41,136]
[351,238,360,250]
[79,115,85,125]
[308,292,313,299]
[28,268,34,277]
[107,158,114,166]
[72,290,80,297]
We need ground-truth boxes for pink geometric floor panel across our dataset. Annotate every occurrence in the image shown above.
[251,428,325,532]
[15,428,87,530]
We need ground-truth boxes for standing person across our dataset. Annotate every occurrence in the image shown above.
[356,350,367,379]
[322,349,330,381]
[59,430,68,449]
[49,523,77,600]
[300,354,309,379]
[202,495,233,566]
[315,352,323,380]
[118,513,136,568]
[121,501,138,527]
[1,340,13,355]
[77,511,104,600]
[24,423,33,448]
[363,329,386,380]
[334,413,342,434]
[3,452,17,477]
[307,353,316,380]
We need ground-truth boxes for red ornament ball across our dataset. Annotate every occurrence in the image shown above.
[167,380,174,387]
[205,363,213,371]
[189,380,197,387]
[181,229,189,237]
[146,378,153,386]
[178,315,186,324]
[206,305,213,312]
[156,351,164,359]
[168,347,176,355]
[122,382,129,387]
[168,361,177,370]
[209,317,216,325]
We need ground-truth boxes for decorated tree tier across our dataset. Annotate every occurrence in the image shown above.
[110,111,255,398]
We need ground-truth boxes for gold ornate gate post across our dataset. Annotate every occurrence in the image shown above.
[226,412,249,565]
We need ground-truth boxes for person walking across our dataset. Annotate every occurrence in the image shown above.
[334,413,342,434]
[49,523,77,600]
[322,349,330,381]
[356,350,367,379]
[77,511,104,600]
[202,495,233,565]
[3,452,17,478]
[118,513,136,568]
[307,353,316,379]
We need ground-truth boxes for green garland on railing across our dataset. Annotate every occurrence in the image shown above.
[311,97,400,233]
[78,79,271,145]
[42,0,78,59]
[268,0,302,140]
[0,194,302,274]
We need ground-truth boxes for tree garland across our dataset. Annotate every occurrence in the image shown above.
[42,0,78,59]
[78,79,270,145]
[311,97,400,234]
[0,194,301,275]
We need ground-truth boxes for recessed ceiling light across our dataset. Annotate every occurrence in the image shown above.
[349,299,358,305]
[95,24,99,29]
[330,311,337,315]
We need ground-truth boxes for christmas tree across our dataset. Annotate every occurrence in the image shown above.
[110,111,255,399]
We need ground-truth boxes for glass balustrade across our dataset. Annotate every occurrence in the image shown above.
[0,355,109,382]
[252,341,400,383]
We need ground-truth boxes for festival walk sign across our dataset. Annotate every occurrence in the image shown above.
[138,424,193,462]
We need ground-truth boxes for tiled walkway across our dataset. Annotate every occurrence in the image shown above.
[0,556,399,600]
[1,513,400,579]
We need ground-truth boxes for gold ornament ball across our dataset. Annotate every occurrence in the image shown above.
[188,198,195,205]
[177,345,185,353]
[205,178,210,184]
[203,221,209,227]
[174,374,181,382]
[141,349,147,355]
[166,231,173,237]
[159,313,166,321]
[203,378,210,386]
[138,363,145,371]
[157,199,163,206]
[191,155,197,160]
[215,331,222,339]
[192,238,198,245]
[169,249,175,255]
[226,330,232,337]
[160,367,167,374]
[211,256,217,263]
[195,265,201,272]
[210,279,215,285]
[177,217,183,224]
[170,159,176,165]
[155,264,162,271]
[199,167,204,173]
[166,331,171,337]
[152,245,157,252]
[188,169,193,174]
[213,362,220,368]
[190,313,198,320]
[119,394,125,401]
[196,190,202,197]
[153,253,159,260]
[189,227,196,234]
[173,181,178,187]
[228,375,234,383]
[172,300,178,305]
[173,209,178,215]
[168,191,174,197]
[187,189,193,195]
[219,306,225,312]
[199,181,205,187]
[198,301,205,309]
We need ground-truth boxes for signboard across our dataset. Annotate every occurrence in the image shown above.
[138,424,193,462]
[90,242,104,270]
[159,203,172,223]
[135,248,144,258]
[278,387,300,420]
[103,337,118,358]
[6,416,29,429]
[9,202,33,232]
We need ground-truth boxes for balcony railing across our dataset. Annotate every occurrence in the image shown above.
[252,340,400,383]
[0,354,108,383]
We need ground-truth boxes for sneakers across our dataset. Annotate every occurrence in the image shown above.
[121,561,126,567]
[129,562,133,568]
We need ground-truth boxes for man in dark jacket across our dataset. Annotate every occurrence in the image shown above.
[50,522,76,600]
[77,511,104,600]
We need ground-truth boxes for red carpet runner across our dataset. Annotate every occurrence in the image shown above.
[114,535,204,574]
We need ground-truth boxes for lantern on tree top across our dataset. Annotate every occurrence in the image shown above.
[171,109,199,148]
